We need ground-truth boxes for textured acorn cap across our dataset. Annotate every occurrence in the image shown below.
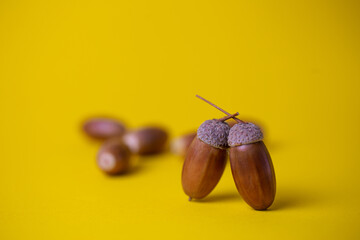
[228,122,263,147]
[197,120,230,149]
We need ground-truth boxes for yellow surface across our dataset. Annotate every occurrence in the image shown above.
[1,0,360,239]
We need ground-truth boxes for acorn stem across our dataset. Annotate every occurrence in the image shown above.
[196,95,245,123]
[188,197,192,201]
[218,112,239,122]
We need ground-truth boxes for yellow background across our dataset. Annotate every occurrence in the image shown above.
[1,0,360,239]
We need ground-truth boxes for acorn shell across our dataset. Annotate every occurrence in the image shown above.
[170,132,197,157]
[182,137,227,199]
[123,127,168,155]
[83,117,126,140]
[97,138,133,175]
[229,141,276,210]
[228,122,263,146]
[197,120,230,149]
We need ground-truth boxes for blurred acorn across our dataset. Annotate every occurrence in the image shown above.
[83,117,126,140]
[123,127,168,155]
[170,132,197,157]
[97,137,136,175]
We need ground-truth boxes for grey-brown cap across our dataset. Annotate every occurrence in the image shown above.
[197,120,230,149]
[228,122,263,147]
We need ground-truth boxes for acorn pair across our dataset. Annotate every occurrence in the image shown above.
[181,97,276,210]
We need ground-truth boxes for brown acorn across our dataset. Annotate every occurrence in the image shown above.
[195,95,276,210]
[170,132,197,157]
[97,137,134,175]
[182,113,237,200]
[123,127,168,155]
[228,122,276,210]
[83,117,126,140]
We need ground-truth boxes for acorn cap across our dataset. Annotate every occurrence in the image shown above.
[197,120,230,149]
[228,122,263,147]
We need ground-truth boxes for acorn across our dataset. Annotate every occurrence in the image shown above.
[123,127,168,155]
[196,95,276,210]
[228,123,276,210]
[170,132,197,157]
[97,137,135,175]
[182,113,238,200]
[83,117,126,140]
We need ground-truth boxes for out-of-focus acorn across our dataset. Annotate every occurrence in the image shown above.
[228,122,276,210]
[123,127,168,155]
[170,132,196,157]
[83,117,126,140]
[97,137,135,175]
[182,113,237,200]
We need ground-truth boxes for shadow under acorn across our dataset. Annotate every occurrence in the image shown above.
[269,186,324,211]
[190,191,242,204]
[188,185,323,212]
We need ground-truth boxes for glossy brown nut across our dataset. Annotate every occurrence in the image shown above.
[182,137,227,199]
[170,132,197,157]
[83,117,126,140]
[123,127,168,155]
[97,138,133,175]
[229,141,276,210]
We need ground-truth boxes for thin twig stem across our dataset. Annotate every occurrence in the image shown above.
[196,95,244,123]
[218,112,239,122]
